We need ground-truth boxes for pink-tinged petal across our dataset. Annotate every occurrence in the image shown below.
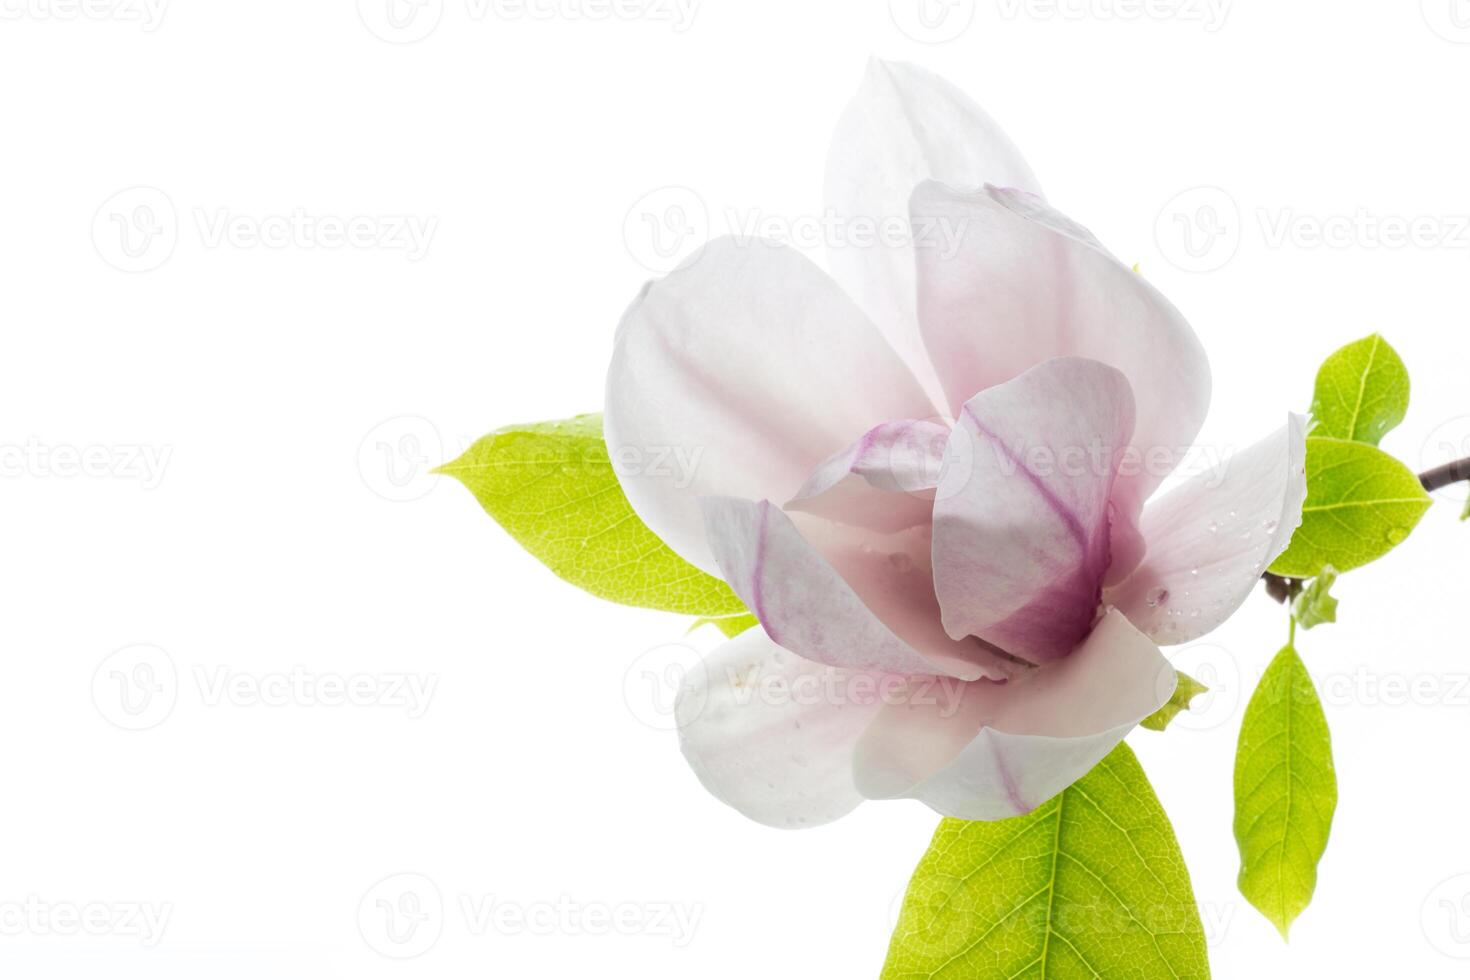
[785,419,949,532]
[675,627,884,828]
[701,497,1014,681]
[912,182,1211,511]
[933,357,1136,663]
[604,237,936,575]
[1106,415,1308,645]
[852,610,1174,821]
[824,60,1042,404]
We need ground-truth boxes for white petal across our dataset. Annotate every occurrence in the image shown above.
[824,60,1042,403]
[932,357,1136,663]
[675,626,883,828]
[604,237,936,574]
[1106,415,1308,645]
[701,497,1012,681]
[852,610,1174,820]
[911,182,1212,512]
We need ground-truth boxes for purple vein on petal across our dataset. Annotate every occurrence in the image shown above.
[987,734,1030,815]
[963,405,1088,551]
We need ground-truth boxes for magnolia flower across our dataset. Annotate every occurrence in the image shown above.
[605,60,1306,828]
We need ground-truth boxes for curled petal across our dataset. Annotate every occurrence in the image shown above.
[1106,415,1308,644]
[702,497,1012,681]
[933,357,1136,663]
[786,419,949,532]
[852,610,1174,820]
[604,237,936,574]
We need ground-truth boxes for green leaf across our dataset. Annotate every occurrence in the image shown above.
[437,413,747,617]
[882,745,1209,979]
[1234,645,1337,939]
[1461,498,1469,522]
[692,613,759,638]
[1290,566,1339,630]
[1308,333,1409,446]
[1268,437,1431,577]
[1140,671,1210,732]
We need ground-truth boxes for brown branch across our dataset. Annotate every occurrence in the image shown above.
[1420,456,1470,493]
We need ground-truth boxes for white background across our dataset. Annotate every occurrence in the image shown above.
[4,0,1470,976]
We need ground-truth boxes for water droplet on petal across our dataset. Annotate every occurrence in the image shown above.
[1146,587,1170,608]
[1207,521,1219,534]
[1263,519,1279,533]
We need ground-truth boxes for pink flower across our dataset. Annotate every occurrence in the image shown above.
[605,60,1306,827]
